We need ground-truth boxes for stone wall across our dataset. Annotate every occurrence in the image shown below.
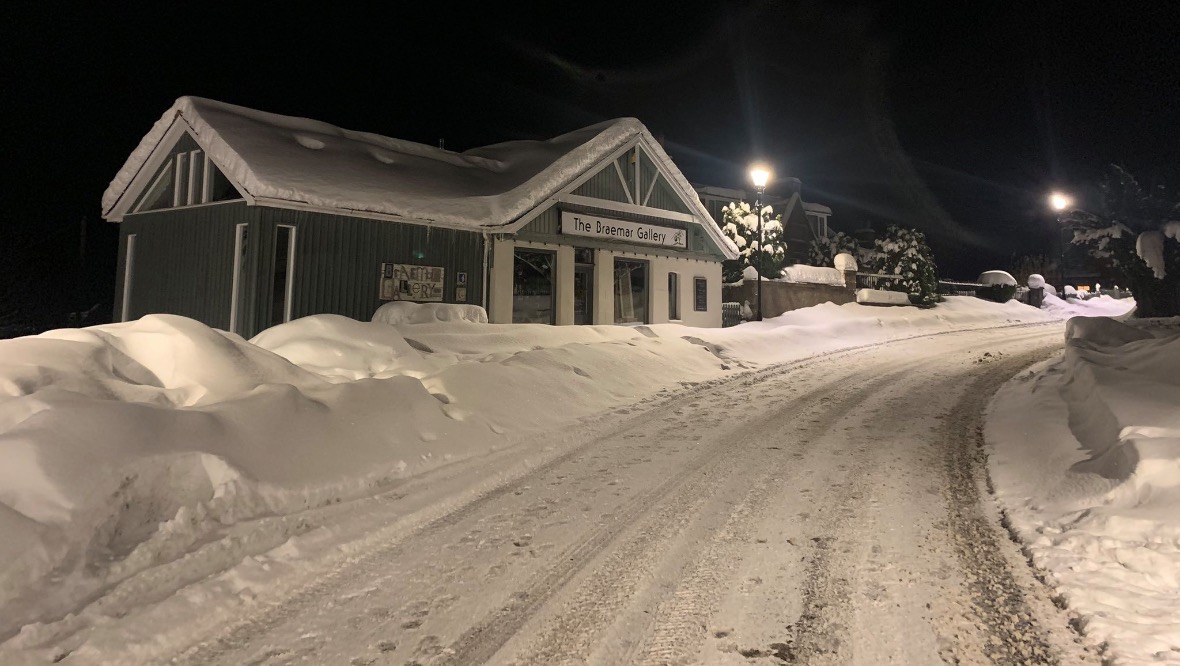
[722,270,857,319]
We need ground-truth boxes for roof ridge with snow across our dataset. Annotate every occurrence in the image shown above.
[102,97,727,251]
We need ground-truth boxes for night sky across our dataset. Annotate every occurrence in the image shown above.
[2,1,1177,329]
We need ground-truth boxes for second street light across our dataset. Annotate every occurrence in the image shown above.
[1050,191,1072,289]
[749,165,771,321]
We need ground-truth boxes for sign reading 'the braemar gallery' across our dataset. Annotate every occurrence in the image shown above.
[560,212,687,249]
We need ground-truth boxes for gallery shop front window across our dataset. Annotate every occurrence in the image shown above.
[574,248,594,325]
[613,258,648,324]
[512,248,556,324]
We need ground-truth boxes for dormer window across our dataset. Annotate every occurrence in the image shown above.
[134,146,240,213]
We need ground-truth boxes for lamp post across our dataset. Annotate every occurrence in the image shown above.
[749,166,771,321]
[1049,191,1072,289]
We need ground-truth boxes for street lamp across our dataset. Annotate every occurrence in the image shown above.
[1049,191,1072,289]
[749,165,771,321]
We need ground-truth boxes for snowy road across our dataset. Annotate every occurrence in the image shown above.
[80,325,1098,665]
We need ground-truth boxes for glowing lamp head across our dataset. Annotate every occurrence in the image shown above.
[1049,192,1072,211]
[749,166,771,189]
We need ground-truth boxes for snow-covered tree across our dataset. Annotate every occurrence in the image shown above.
[1062,165,1180,317]
[718,201,787,283]
[808,231,861,268]
[874,225,940,306]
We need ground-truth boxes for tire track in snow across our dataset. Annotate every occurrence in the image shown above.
[437,358,894,665]
[941,345,1065,665]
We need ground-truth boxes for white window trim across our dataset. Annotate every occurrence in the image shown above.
[201,152,214,203]
[277,225,296,324]
[187,149,201,206]
[121,234,136,322]
[230,223,248,334]
[172,153,186,208]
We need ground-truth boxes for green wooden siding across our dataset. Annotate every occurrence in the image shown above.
[115,204,485,338]
[639,149,691,214]
[572,160,632,204]
[253,208,484,337]
[116,202,256,330]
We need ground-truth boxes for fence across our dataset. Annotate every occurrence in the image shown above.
[854,273,905,290]
[937,280,984,297]
[721,302,742,327]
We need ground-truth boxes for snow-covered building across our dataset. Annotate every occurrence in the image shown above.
[101,97,738,337]
[694,177,832,266]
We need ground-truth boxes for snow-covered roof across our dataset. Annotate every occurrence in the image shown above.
[102,97,737,257]
[801,202,832,215]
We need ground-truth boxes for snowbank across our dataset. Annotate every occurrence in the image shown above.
[0,294,1128,656]
[987,316,1180,663]
[779,264,845,286]
[372,301,489,326]
[855,288,910,305]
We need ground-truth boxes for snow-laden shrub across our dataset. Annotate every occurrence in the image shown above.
[809,231,860,268]
[976,284,1017,303]
[874,225,940,306]
[718,201,786,283]
[1027,273,1046,289]
[978,270,1017,286]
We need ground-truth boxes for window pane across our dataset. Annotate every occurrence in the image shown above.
[137,161,175,212]
[272,227,293,326]
[574,248,594,265]
[668,272,679,320]
[695,277,708,311]
[512,249,555,324]
[613,259,647,324]
[207,165,240,202]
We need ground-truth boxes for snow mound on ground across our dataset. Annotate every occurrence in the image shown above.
[1041,293,1136,320]
[1066,316,1155,347]
[0,314,325,410]
[251,314,439,381]
[779,264,845,286]
[988,317,1180,662]
[978,270,1017,286]
[856,288,910,305]
[372,302,489,325]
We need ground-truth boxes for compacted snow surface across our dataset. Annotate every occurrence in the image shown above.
[4,294,1171,664]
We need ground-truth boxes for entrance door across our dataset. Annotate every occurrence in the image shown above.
[574,266,594,325]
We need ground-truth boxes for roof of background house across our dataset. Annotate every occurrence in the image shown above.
[102,97,737,256]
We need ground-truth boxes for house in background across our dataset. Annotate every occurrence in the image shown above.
[101,97,738,337]
[694,177,833,266]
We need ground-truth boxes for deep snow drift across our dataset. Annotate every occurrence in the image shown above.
[0,294,1151,662]
[987,312,1180,664]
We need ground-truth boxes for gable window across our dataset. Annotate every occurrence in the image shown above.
[135,147,239,213]
[694,277,708,312]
